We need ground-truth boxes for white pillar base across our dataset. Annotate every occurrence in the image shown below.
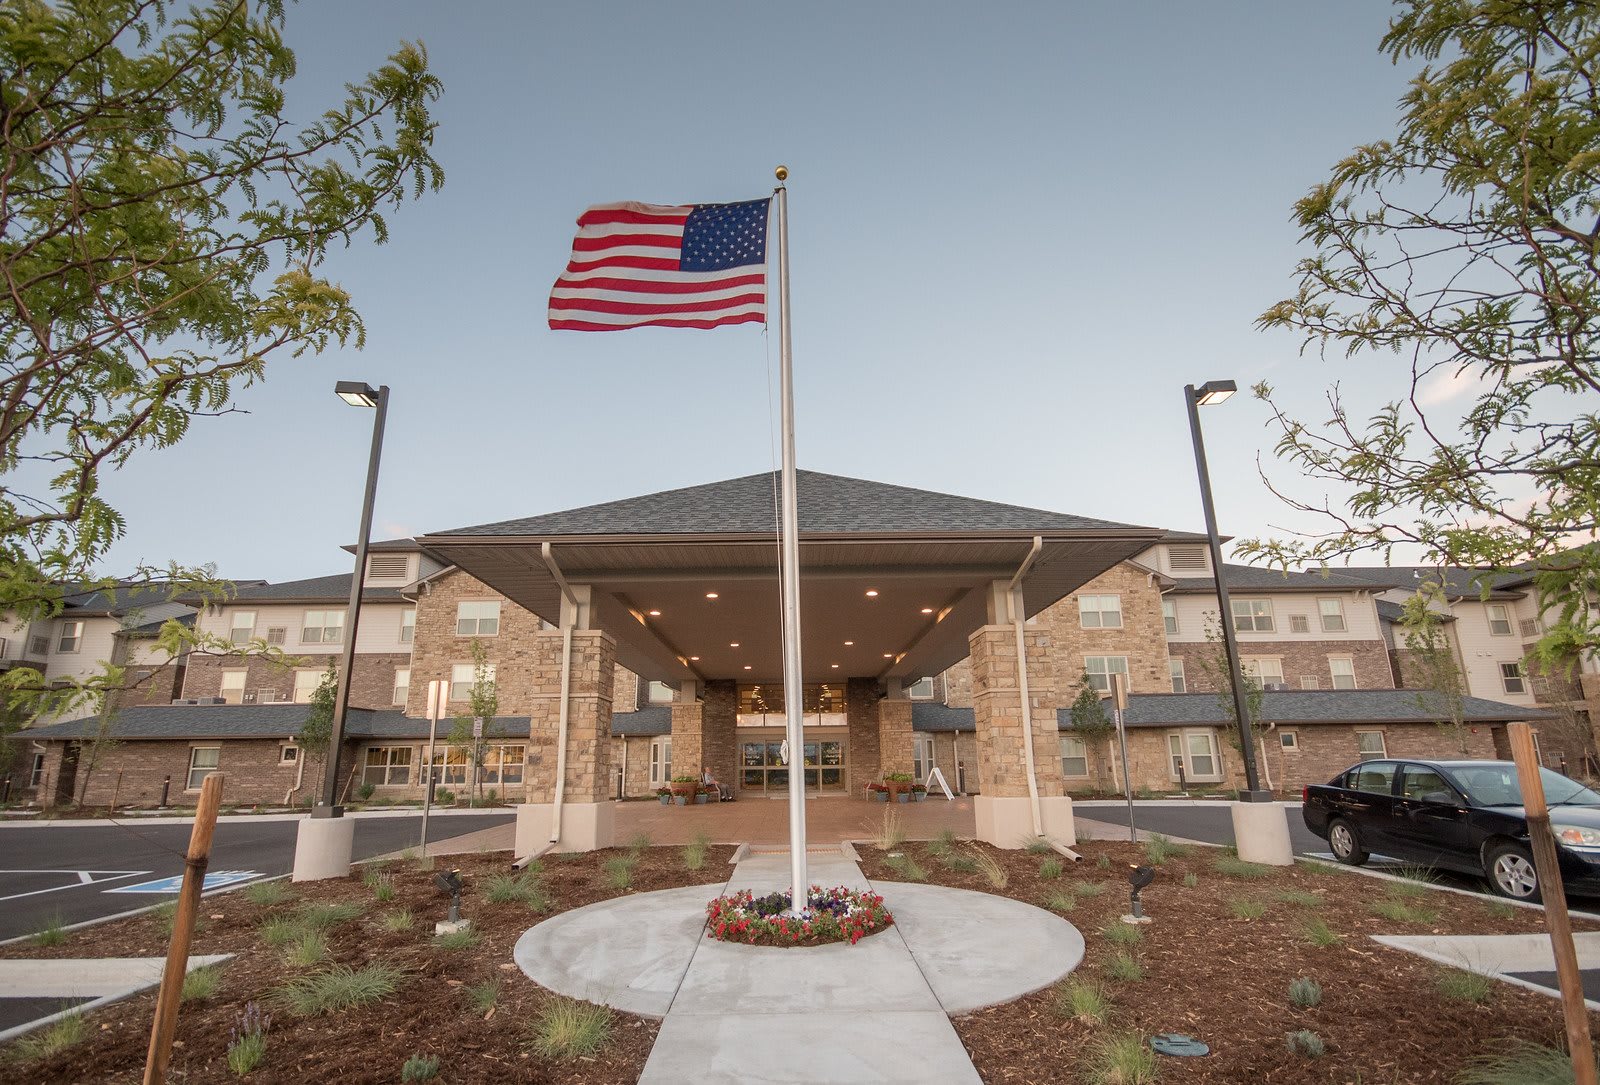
[974,795,1076,848]
[514,801,615,857]
[291,814,355,882]
[1231,800,1294,866]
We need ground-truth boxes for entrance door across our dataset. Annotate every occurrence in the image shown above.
[740,739,846,793]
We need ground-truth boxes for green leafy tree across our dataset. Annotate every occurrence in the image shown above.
[1397,586,1471,754]
[296,660,337,805]
[1243,1,1600,665]
[447,640,498,804]
[1067,673,1115,795]
[0,0,444,722]
[1194,615,1267,760]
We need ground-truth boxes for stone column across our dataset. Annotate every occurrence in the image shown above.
[969,584,1074,847]
[846,678,881,795]
[670,687,704,792]
[878,691,914,778]
[514,586,617,855]
[702,680,738,790]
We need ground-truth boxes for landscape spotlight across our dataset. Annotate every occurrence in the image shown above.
[1127,864,1156,920]
[434,869,464,923]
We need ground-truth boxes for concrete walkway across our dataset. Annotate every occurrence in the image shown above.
[1374,932,1600,1010]
[0,955,230,1042]
[513,848,1083,1084]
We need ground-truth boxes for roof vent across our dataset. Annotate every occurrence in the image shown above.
[1168,545,1207,572]
[366,555,409,580]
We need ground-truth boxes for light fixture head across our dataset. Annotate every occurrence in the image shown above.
[743,665,752,670]
[1193,379,1237,406]
[705,592,719,599]
[865,589,879,598]
[883,653,893,659]
[690,656,700,661]
[335,380,380,408]
[648,610,661,617]
[729,642,740,648]
[830,663,839,669]
[844,640,854,646]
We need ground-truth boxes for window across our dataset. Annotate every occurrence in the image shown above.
[301,609,344,644]
[1351,760,1395,793]
[451,662,495,702]
[906,677,935,700]
[363,746,412,786]
[219,670,247,705]
[57,621,83,653]
[392,667,410,707]
[1084,656,1129,693]
[648,736,673,788]
[1520,617,1543,638]
[187,747,220,790]
[293,669,325,704]
[1279,730,1299,750]
[1168,658,1186,693]
[482,744,525,786]
[1300,675,1320,690]
[1318,598,1347,633]
[265,626,286,646]
[30,753,45,787]
[1168,730,1221,781]
[1487,604,1513,636]
[647,680,676,704]
[1231,599,1274,633]
[1329,658,1357,690]
[1500,661,1526,694]
[1059,735,1089,778]
[1401,766,1455,802]
[229,611,256,645]
[1289,615,1310,634]
[1243,658,1285,688]
[427,746,469,785]
[1356,731,1387,761]
[1078,594,1123,629]
[914,735,936,781]
[399,608,416,644]
[1161,599,1178,635]
[1168,545,1207,572]
[279,745,299,765]
[29,633,50,656]
[456,601,500,636]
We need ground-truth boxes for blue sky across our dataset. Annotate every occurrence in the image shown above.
[97,0,1428,582]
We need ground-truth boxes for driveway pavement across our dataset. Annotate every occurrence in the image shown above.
[0,811,512,941]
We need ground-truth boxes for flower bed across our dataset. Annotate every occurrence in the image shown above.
[705,886,893,947]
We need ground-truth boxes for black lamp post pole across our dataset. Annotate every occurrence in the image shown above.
[1183,383,1269,801]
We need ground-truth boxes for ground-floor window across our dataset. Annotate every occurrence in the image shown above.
[481,744,524,786]
[1499,662,1526,694]
[428,746,469,785]
[1278,730,1299,751]
[279,745,299,765]
[1059,735,1089,778]
[1167,730,1221,782]
[913,736,935,782]
[649,737,672,788]
[364,746,412,786]
[739,738,845,792]
[29,752,45,786]
[187,747,220,790]
[1355,730,1387,761]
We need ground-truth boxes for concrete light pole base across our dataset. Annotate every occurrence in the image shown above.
[1230,801,1294,866]
[292,814,355,882]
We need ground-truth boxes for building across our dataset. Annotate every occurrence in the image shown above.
[11,471,1584,849]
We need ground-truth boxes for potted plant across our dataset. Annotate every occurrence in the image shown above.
[911,784,927,803]
[884,773,914,803]
[866,782,888,803]
[694,784,709,804]
[657,787,672,806]
[671,775,697,806]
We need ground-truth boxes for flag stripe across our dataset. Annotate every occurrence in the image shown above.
[570,232,683,252]
[548,291,765,315]
[552,272,765,295]
[550,310,766,332]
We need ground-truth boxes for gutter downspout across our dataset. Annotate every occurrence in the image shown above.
[1009,536,1045,839]
[285,737,306,806]
[541,543,579,847]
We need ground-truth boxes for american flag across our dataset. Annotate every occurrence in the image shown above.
[548,198,771,331]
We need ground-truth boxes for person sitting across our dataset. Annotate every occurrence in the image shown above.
[702,765,733,802]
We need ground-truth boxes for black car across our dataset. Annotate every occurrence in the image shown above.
[1302,758,1600,901]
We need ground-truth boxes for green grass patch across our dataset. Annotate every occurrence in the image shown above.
[1485,899,1520,921]
[1302,915,1343,947]
[276,964,404,1016]
[1102,920,1143,946]
[1387,865,1440,897]
[1273,889,1323,908]
[284,929,329,968]
[682,832,711,871]
[1075,881,1108,898]
[1102,951,1143,983]
[602,854,636,891]
[1039,857,1064,880]
[1212,855,1273,879]
[1437,967,1495,1004]
[1285,1029,1325,1059]
[1144,833,1189,865]
[926,829,957,858]
[941,852,979,874]
[627,831,653,853]
[1096,854,1111,871]
[401,1053,440,1082]
[1229,898,1268,920]
[529,997,613,1060]
[381,908,416,932]
[1044,889,1077,913]
[1457,1040,1587,1085]
[466,976,502,1015]
[1054,979,1109,1024]
[182,964,222,1002]
[361,861,393,889]
[242,880,293,907]
[434,928,480,951]
[1181,872,1199,889]
[7,1013,88,1063]
[884,853,928,882]
[1369,899,1439,925]
[1085,1030,1157,1084]
[30,914,67,948]
[259,914,309,947]
[373,879,396,904]
[296,902,363,929]
[1024,837,1054,855]
[1288,977,1322,1008]
[483,872,549,910]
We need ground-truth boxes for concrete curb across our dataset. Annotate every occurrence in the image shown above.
[0,875,289,948]
[1296,854,1600,920]
[0,954,233,1043]
[0,808,514,830]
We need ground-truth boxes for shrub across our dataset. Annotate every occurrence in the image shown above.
[242,880,293,907]
[182,964,222,1002]
[1437,967,1495,1003]
[1040,857,1064,880]
[356,782,376,802]
[433,788,456,806]
[1369,899,1439,925]
[284,930,328,969]
[1102,952,1143,982]
[30,914,67,947]
[466,976,502,1015]
[1303,916,1343,947]
[1181,872,1199,888]
[970,847,1009,889]
[1102,920,1143,945]
[276,964,403,1016]
[602,855,636,891]
[1044,889,1078,913]
[1230,899,1268,921]
[683,832,711,871]
[484,872,548,909]
[884,853,928,882]
[401,1053,439,1082]
[226,1002,270,1076]
[1457,1040,1589,1085]
[382,908,416,932]
[1085,1031,1157,1085]
[1285,1030,1325,1058]
[1212,856,1273,879]
[529,998,613,1060]
[434,928,479,951]
[875,807,907,851]
[1288,977,1322,1008]
[1024,837,1054,855]
[8,1012,88,1063]
[1055,979,1109,1024]
[259,914,308,948]
[1144,834,1188,865]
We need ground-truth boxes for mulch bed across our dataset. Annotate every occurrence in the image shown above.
[1,844,733,1084]
[859,838,1600,1083]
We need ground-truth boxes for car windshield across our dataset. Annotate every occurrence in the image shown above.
[1451,765,1600,808]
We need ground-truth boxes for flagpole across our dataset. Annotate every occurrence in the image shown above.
[773,166,808,913]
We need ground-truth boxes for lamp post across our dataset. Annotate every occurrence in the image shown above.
[1182,380,1271,803]
[292,381,388,881]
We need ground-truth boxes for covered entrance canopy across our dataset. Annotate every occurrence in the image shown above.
[416,470,1165,686]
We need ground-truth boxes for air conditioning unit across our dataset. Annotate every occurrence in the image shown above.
[1263,683,1290,691]
[266,627,287,645]
[195,697,226,705]
[171,697,201,705]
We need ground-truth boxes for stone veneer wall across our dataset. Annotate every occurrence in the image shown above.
[1043,563,1172,695]
[846,678,881,792]
[184,653,410,709]
[878,699,914,778]
[669,700,703,788]
[702,680,738,789]
[968,625,1064,798]
[404,569,542,718]
[1170,638,1396,693]
[524,628,614,804]
[36,737,315,808]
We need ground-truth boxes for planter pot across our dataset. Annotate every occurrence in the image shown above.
[913,792,926,803]
[694,793,708,804]
[658,795,671,806]
[674,795,688,807]
[896,793,910,804]
[872,791,888,803]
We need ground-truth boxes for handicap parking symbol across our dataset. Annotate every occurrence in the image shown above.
[107,870,263,894]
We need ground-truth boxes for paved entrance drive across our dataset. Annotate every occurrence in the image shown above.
[514,847,1083,1084]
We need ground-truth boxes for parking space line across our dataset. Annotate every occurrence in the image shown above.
[0,871,148,904]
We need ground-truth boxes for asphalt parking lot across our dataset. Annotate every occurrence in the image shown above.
[0,811,513,941]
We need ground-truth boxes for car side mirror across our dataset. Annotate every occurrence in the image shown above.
[1421,791,1456,805]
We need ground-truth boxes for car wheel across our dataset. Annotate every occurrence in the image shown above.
[1486,843,1541,902]
[1329,818,1368,866]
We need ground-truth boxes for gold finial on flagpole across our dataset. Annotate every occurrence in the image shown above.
[774,164,789,182]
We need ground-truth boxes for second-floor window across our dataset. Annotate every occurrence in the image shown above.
[1084,656,1128,693]
[1500,661,1526,694]
[220,670,247,704]
[229,611,256,645]
[57,621,83,653]
[1243,658,1285,688]
[1078,595,1123,629]
[301,610,344,644]
[1169,658,1186,693]
[1329,657,1358,689]
[1487,604,1513,636]
[1318,598,1346,633]
[400,608,416,644]
[1231,599,1274,633]
[293,669,324,703]
[457,601,500,636]
[1161,599,1178,635]
[393,667,411,707]
[906,677,935,700]
[451,662,496,702]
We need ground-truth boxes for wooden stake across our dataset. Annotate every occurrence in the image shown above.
[1508,721,1597,1083]
[142,772,224,1085]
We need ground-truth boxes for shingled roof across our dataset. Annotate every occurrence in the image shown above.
[432,470,1155,538]
[1167,563,1399,595]
[219,574,408,604]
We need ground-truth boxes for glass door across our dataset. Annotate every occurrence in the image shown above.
[739,739,846,793]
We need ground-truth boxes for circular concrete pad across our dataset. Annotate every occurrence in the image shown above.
[513,879,1082,1019]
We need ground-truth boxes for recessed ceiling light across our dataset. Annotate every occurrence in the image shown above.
[730,642,740,648]
[865,589,879,597]
[920,607,934,614]
[743,665,752,670]
[705,592,719,599]
[830,663,839,669]
[844,640,854,646]
[648,610,661,617]
[690,656,700,661]
[883,653,893,658]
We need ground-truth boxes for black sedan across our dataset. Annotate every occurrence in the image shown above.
[1302,758,1600,901]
